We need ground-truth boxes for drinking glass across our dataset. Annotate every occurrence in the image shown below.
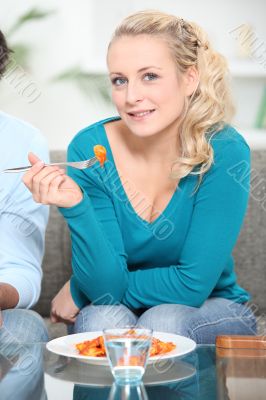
[103,327,153,385]
[108,382,149,400]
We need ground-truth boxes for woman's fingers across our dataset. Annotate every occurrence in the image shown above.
[23,154,82,208]
[50,311,59,323]
[23,160,45,190]
[24,165,64,204]
[31,166,60,200]
[50,308,77,324]
[50,280,80,324]
[28,152,41,165]
[39,169,65,204]
[23,152,44,190]
[48,174,66,202]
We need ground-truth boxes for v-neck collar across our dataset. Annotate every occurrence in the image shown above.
[98,115,183,226]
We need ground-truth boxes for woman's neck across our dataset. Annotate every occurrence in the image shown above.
[120,119,181,165]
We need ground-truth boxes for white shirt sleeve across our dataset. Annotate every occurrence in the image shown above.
[0,124,49,309]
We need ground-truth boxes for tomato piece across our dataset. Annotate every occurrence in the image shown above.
[93,145,107,167]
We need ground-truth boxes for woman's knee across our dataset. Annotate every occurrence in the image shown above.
[74,303,138,333]
[136,303,196,335]
[189,298,257,344]
[136,299,257,344]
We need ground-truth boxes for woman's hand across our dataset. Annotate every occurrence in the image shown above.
[22,152,83,208]
[50,280,80,324]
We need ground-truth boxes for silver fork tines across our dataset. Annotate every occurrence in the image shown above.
[1,156,98,173]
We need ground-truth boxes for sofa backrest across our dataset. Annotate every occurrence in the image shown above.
[233,149,266,315]
[34,150,266,317]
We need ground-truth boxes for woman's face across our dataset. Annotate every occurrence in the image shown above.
[107,34,197,138]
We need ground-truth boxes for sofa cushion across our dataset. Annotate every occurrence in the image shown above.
[233,150,266,315]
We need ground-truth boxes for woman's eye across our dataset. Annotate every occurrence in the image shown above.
[143,72,158,81]
[111,72,158,86]
[111,77,126,86]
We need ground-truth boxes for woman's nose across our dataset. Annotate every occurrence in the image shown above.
[125,81,144,104]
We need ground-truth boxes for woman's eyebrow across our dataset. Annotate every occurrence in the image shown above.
[109,66,162,76]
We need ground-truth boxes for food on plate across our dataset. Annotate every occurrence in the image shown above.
[149,337,176,356]
[75,330,176,358]
[93,145,107,167]
[76,335,106,357]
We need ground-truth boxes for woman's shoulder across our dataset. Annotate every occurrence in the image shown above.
[69,116,120,148]
[205,124,250,176]
[209,124,250,151]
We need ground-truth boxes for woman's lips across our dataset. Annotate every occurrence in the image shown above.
[127,109,155,120]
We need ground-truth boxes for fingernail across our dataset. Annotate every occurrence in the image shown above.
[35,161,44,168]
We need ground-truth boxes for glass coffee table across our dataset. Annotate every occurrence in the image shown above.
[0,343,265,399]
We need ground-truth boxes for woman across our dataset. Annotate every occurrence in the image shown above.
[23,10,256,343]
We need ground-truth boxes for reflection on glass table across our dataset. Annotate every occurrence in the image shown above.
[0,344,265,399]
[107,382,149,400]
[0,342,46,400]
[46,347,199,399]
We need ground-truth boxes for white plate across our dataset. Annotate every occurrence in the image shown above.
[46,331,196,366]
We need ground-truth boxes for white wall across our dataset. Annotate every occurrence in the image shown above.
[0,0,265,150]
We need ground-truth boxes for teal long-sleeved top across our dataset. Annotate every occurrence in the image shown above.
[59,115,251,310]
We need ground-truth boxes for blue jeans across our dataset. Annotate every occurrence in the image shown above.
[0,309,48,400]
[69,298,257,344]
[0,309,49,343]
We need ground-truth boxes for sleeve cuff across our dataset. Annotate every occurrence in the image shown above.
[0,276,40,309]
[58,188,92,218]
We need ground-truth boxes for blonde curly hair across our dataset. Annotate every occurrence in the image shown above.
[107,9,235,193]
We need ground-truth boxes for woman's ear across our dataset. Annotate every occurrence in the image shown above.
[183,66,199,96]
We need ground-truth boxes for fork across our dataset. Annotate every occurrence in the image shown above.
[1,156,98,173]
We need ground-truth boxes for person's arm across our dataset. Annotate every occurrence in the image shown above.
[50,280,80,324]
[122,139,250,308]
[0,283,19,309]
[0,133,49,309]
[58,138,129,308]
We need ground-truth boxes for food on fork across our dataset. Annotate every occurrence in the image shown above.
[93,145,107,167]
[75,329,176,357]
